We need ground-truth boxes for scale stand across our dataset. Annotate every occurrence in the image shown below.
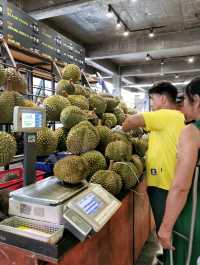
[13,106,46,187]
[23,133,37,186]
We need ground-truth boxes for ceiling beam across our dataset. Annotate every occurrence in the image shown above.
[87,28,200,60]
[28,0,96,20]
[85,58,134,85]
[120,59,200,77]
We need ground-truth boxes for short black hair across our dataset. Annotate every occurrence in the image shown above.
[185,77,200,102]
[149,81,178,103]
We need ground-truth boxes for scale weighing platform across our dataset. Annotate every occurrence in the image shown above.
[9,177,121,241]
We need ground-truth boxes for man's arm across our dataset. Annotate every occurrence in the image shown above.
[122,114,145,132]
[158,125,199,249]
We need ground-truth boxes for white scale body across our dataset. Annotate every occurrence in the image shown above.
[9,177,121,241]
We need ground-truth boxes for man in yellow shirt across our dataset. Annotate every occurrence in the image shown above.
[123,82,185,232]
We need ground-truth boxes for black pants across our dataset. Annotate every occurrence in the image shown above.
[147,186,169,263]
[147,186,168,232]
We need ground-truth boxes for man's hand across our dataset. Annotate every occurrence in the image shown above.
[122,114,145,132]
[158,223,175,250]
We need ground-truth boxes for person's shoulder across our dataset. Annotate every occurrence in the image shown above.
[180,124,200,146]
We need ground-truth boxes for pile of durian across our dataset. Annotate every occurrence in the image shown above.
[50,64,148,197]
[0,63,148,197]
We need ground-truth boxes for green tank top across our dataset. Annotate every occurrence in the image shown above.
[194,120,200,160]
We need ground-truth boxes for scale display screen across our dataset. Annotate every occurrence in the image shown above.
[13,106,46,132]
[22,112,42,128]
[77,193,104,216]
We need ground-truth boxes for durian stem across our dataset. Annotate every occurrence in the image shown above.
[108,160,114,170]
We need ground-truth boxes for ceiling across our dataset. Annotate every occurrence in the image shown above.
[9,0,200,91]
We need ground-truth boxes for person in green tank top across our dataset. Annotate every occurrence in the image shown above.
[158,77,200,265]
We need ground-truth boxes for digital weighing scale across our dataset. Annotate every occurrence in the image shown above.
[9,177,121,241]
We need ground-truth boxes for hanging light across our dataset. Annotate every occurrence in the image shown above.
[107,5,113,18]
[123,28,129,37]
[175,74,179,79]
[145,54,152,61]
[116,18,121,29]
[148,28,155,38]
[188,57,194,63]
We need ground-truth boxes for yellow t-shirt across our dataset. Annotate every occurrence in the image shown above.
[142,109,185,190]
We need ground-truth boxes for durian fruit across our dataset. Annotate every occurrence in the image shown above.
[43,95,71,121]
[112,131,130,145]
[36,128,57,156]
[56,79,75,96]
[112,162,139,189]
[0,91,25,123]
[81,150,107,180]
[129,128,144,138]
[60,106,87,129]
[0,66,6,86]
[0,132,17,166]
[83,110,99,126]
[55,127,68,152]
[62,64,81,83]
[5,68,27,94]
[127,108,137,115]
[114,107,126,125]
[66,121,100,155]
[105,140,132,162]
[102,113,117,128]
[132,138,148,157]
[118,101,128,114]
[131,154,144,177]
[74,84,90,97]
[68,95,89,110]
[54,155,89,184]
[96,125,113,152]
[23,99,37,108]
[89,95,107,116]
[105,97,120,112]
[90,170,122,195]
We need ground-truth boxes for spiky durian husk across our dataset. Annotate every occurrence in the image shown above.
[66,121,100,154]
[83,110,99,125]
[23,99,37,108]
[131,137,148,157]
[54,155,89,184]
[102,113,117,128]
[54,127,68,152]
[0,132,17,166]
[105,140,132,162]
[0,66,6,86]
[114,107,126,125]
[89,95,107,116]
[112,132,131,145]
[96,125,113,152]
[0,91,25,123]
[81,150,107,179]
[131,154,144,177]
[104,97,120,112]
[62,64,81,83]
[5,68,27,94]
[43,95,71,121]
[56,79,75,97]
[60,105,87,129]
[68,95,89,110]
[36,128,57,156]
[90,170,122,195]
[117,101,128,114]
[112,162,139,189]
[74,84,90,97]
